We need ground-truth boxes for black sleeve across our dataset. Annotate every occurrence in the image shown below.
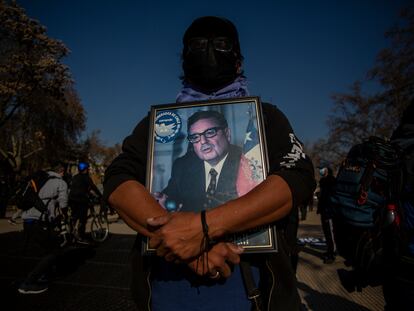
[103,115,150,201]
[88,176,102,198]
[262,103,316,206]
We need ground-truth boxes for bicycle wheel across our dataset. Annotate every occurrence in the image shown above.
[90,214,109,242]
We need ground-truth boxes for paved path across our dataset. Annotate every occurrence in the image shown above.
[0,207,384,310]
[297,209,384,311]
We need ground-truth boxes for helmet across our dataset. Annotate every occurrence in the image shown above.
[78,162,89,171]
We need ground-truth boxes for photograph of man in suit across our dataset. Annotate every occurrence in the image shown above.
[155,109,257,213]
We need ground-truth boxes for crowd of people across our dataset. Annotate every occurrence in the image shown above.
[0,162,103,294]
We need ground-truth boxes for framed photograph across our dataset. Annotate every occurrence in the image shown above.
[143,96,277,254]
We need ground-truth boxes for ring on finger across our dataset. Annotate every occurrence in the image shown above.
[209,271,220,279]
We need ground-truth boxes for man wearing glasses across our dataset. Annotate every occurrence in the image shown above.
[156,110,244,213]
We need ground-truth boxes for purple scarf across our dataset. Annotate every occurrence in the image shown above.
[176,76,249,103]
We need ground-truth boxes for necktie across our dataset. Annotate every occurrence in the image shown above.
[205,168,218,208]
[206,168,218,195]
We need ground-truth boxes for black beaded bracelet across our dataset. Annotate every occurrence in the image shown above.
[201,210,209,238]
[198,210,210,275]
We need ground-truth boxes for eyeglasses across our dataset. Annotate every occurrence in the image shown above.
[187,127,224,144]
[188,37,233,53]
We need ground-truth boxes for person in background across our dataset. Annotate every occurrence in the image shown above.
[69,162,102,242]
[316,166,337,264]
[8,174,24,225]
[18,163,68,294]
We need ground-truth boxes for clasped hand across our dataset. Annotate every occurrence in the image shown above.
[148,212,203,260]
[147,212,243,278]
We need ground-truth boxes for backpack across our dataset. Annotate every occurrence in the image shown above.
[389,123,414,270]
[331,136,401,228]
[16,170,56,213]
[330,136,402,290]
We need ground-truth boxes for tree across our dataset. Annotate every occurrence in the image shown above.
[0,0,70,127]
[0,1,86,173]
[80,130,121,174]
[369,8,414,120]
[315,8,414,167]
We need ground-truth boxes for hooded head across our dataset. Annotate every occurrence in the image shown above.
[182,16,243,92]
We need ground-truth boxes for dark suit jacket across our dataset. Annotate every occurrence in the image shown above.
[163,144,242,212]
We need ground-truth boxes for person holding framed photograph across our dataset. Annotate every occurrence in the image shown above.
[104,16,315,311]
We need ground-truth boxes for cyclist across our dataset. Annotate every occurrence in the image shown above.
[68,162,102,242]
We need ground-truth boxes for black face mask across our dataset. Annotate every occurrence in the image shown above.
[183,39,239,92]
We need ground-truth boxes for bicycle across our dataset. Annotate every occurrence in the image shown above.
[66,197,110,243]
[89,199,110,242]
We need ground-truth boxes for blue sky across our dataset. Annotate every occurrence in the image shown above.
[17,0,411,146]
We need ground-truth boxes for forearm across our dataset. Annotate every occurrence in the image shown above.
[207,174,292,239]
[108,180,167,236]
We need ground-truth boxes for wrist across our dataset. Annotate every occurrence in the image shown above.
[205,208,227,240]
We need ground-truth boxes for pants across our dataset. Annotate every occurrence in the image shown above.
[23,221,62,283]
[299,204,307,220]
[321,215,336,257]
[70,200,89,238]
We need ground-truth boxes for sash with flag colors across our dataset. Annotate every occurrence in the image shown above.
[236,106,263,196]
